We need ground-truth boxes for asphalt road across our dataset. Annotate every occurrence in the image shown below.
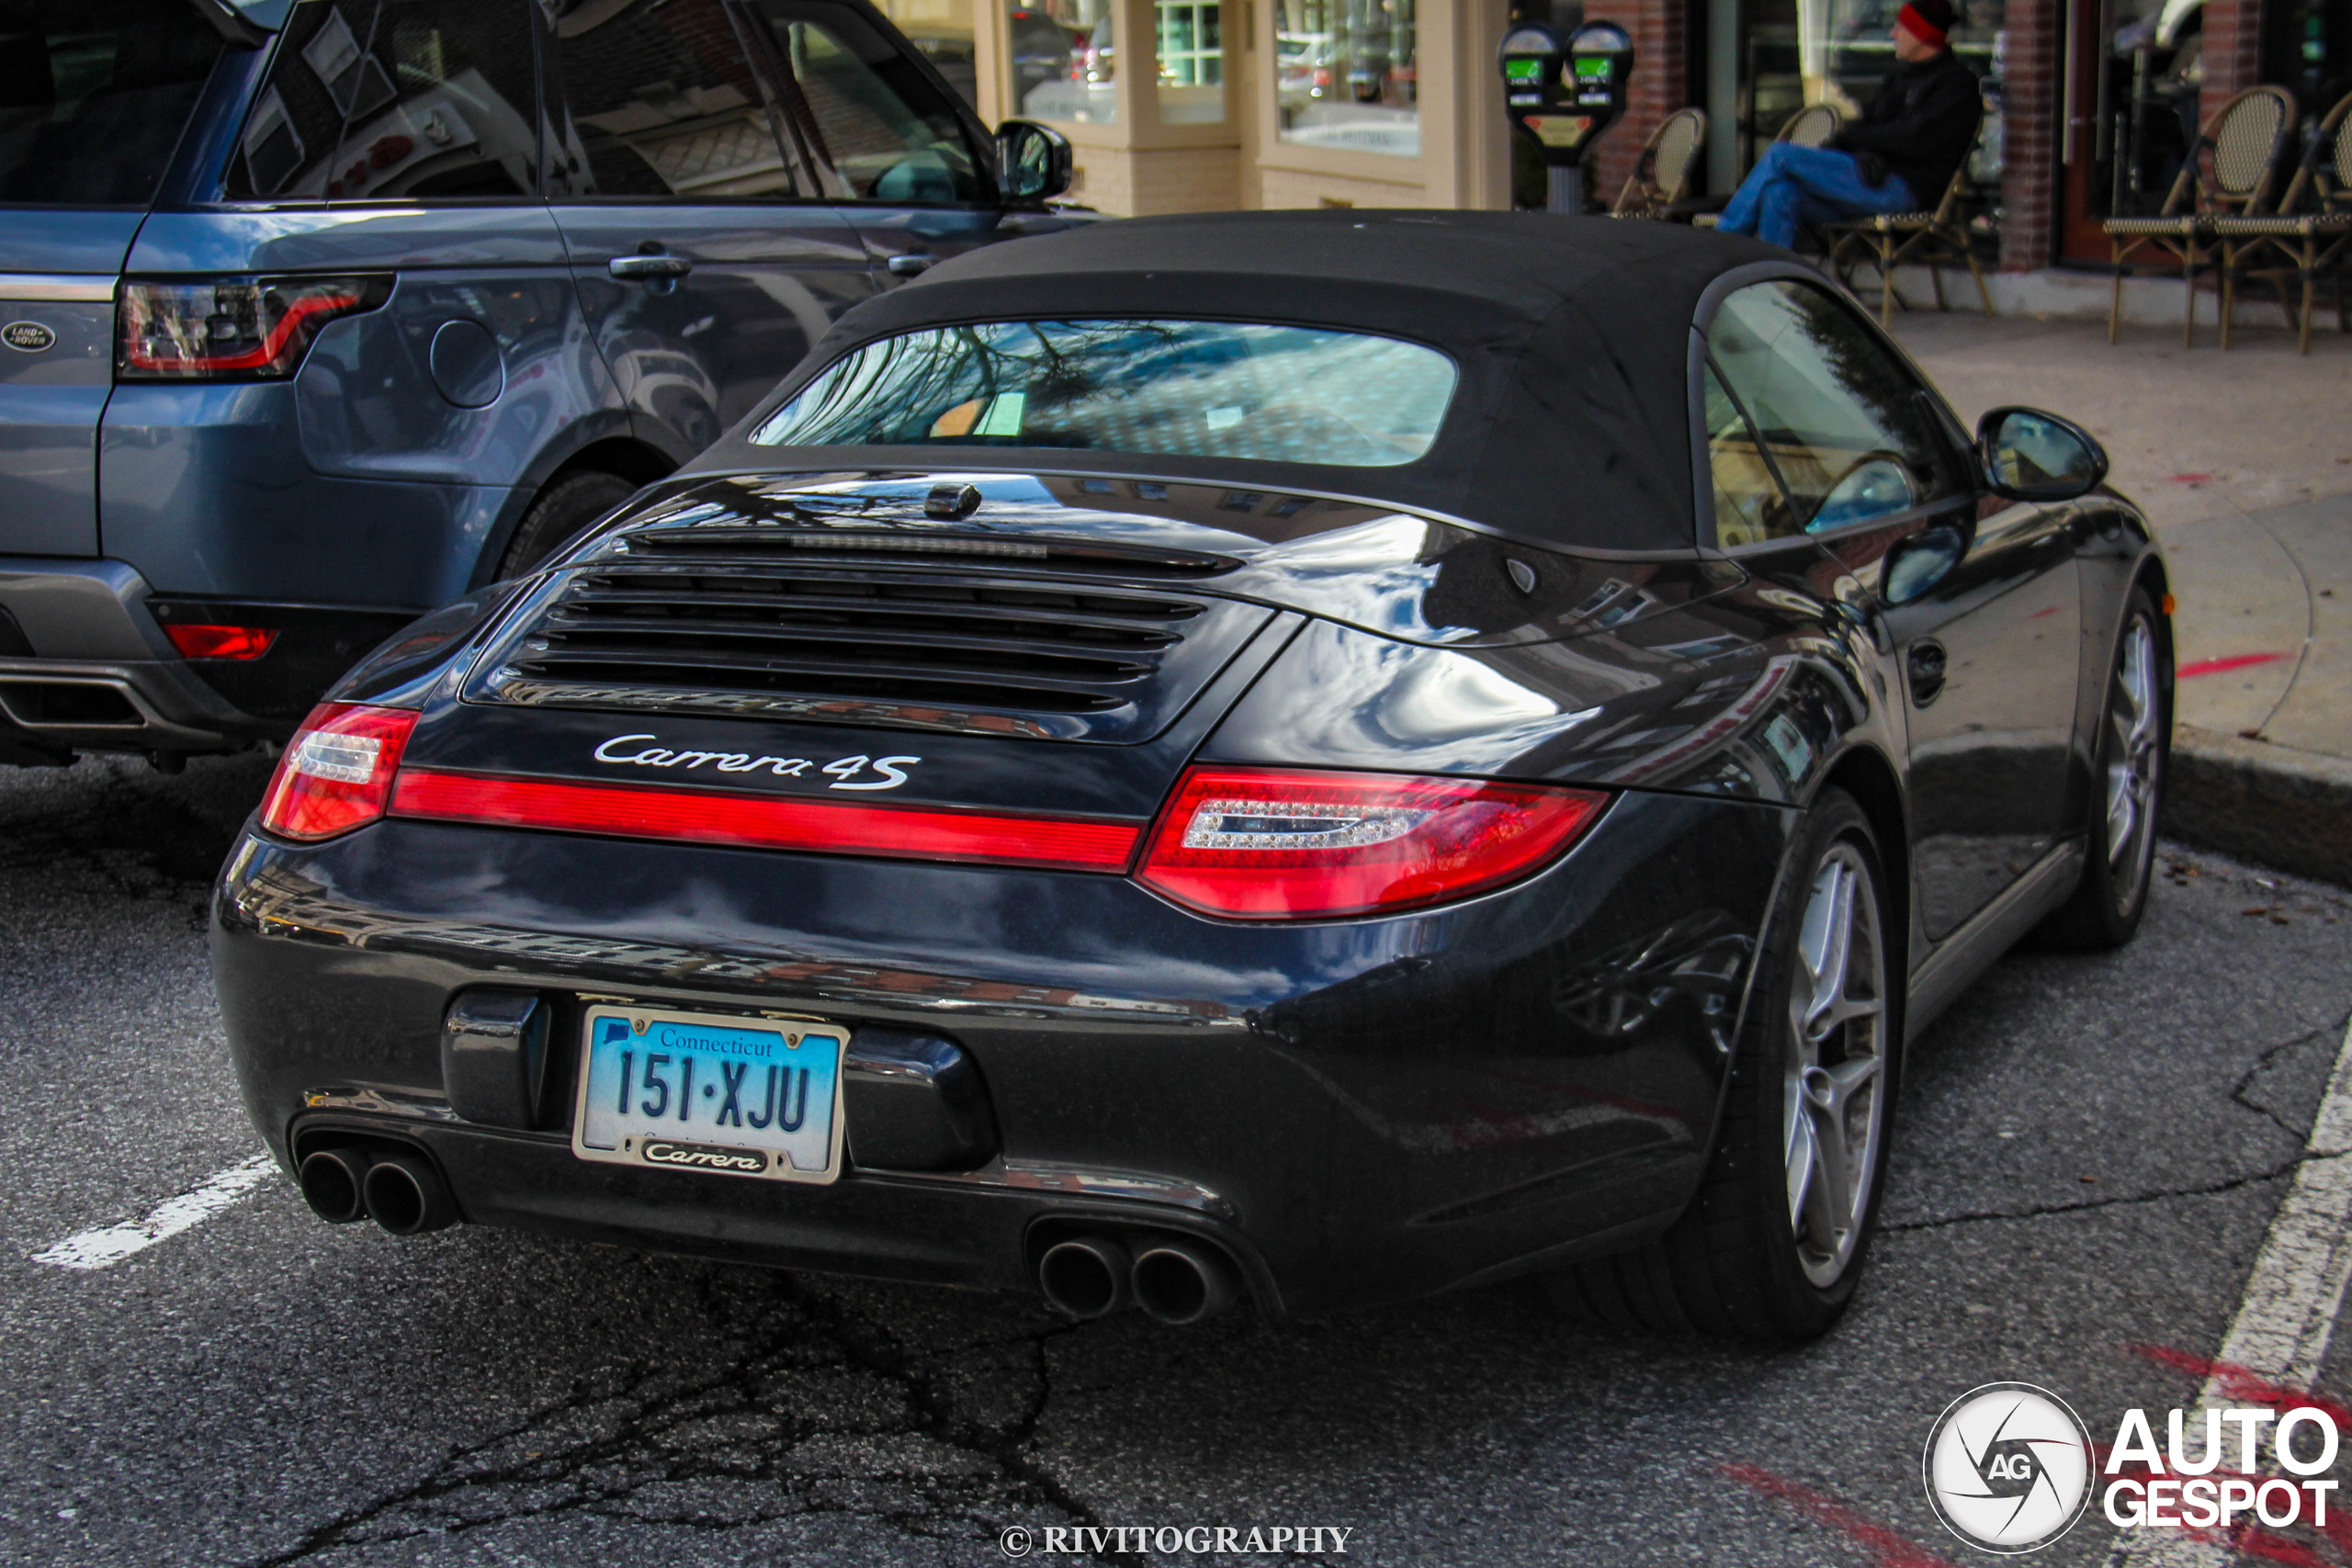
[3,753,2350,1568]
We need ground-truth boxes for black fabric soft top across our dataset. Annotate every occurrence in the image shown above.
[694,210,1789,555]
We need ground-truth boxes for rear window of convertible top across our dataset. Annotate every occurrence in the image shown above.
[750,319,1458,468]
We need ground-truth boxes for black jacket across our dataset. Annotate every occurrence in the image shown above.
[1839,51,1983,209]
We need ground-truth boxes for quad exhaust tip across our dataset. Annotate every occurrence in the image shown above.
[1038,1235,1133,1319]
[1130,1239,1236,1326]
[297,1143,458,1235]
[1036,1231,1238,1325]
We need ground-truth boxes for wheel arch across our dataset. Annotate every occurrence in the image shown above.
[472,437,678,590]
[1815,742,1913,999]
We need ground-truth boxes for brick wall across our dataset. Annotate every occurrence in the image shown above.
[2198,0,2264,127]
[1582,0,1684,209]
[1997,0,2061,271]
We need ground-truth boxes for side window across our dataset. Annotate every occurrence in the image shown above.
[227,0,538,201]
[1705,280,1960,535]
[0,1,222,207]
[744,0,983,202]
[1704,363,1800,547]
[548,0,808,199]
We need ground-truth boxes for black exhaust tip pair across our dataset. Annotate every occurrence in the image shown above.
[296,1144,458,1235]
[1037,1233,1238,1325]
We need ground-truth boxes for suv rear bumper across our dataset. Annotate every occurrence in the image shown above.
[0,557,421,756]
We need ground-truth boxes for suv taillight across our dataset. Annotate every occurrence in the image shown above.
[259,703,418,842]
[118,276,391,380]
[1136,766,1608,919]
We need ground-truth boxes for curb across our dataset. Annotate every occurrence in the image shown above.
[2164,725,2352,890]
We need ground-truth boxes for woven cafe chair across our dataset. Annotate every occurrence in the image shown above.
[2211,88,2352,352]
[1779,101,1841,149]
[2102,84,2297,346]
[1611,107,1708,220]
[1827,160,1996,328]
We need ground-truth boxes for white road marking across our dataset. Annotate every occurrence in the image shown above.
[2104,1015,2352,1567]
[29,1154,279,1271]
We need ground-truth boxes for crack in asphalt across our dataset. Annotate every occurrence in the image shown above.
[2229,1021,2342,1143]
[243,1267,1131,1567]
[1882,1154,2306,1232]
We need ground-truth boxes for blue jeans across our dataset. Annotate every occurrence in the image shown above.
[1717,143,1917,250]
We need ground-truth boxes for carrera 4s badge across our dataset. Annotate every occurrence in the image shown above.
[593,735,921,791]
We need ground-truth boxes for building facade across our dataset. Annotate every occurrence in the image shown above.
[891,0,2346,271]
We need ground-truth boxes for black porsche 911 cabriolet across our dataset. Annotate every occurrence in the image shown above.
[214,211,2170,1342]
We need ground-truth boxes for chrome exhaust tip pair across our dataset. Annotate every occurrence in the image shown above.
[1037,1233,1238,1325]
[295,1144,458,1236]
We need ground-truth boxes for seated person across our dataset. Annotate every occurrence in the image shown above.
[1717,0,1982,250]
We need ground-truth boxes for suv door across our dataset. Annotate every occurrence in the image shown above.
[736,0,1049,279]
[0,2,224,560]
[1706,278,2081,942]
[545,0,876,463]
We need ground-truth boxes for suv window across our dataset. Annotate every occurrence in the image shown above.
[227,0,539,201]
[548,0,810,199]
[0,0,221,207]
[745,0,982,202]
[1705,279,1959,539]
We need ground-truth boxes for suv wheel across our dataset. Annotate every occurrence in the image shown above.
[496,471,637,580]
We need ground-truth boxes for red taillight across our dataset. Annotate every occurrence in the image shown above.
[119,276,390,380]
[387,771,1142,873]
[163,623,277,660]
[1135,766,1608,919]
[259,703,419,842]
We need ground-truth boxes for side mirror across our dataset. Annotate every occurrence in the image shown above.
[1977,406,2109,502]
[996,118,1074,204]
[1883,523,1967,604]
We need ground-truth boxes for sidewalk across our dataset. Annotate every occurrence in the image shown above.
[1888,308,2352,886]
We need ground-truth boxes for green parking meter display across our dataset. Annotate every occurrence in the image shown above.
[1498,19,1634,212]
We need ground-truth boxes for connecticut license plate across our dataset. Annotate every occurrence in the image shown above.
[571,1005,845,1183]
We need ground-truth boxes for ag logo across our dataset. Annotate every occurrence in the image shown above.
[3,321,56,353]
[1923,1382,2094,1554]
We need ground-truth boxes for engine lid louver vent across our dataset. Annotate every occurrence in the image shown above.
[465,559,1272,742]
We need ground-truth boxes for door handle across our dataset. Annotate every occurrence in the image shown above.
[608,254,694,280]
[886,254,933,277]
[1905,639,1949,707]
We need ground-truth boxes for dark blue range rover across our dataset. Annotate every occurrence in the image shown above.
[0,0,1075,768]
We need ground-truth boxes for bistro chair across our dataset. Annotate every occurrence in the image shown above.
[2210,88,2352,352]
[1826,161,1996,328]
[2102,84,2297,346]
[1611,107,1708,220]
[1779,102,1841,149]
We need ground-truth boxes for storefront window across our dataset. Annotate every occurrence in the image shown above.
[1733,0,2002,179]
[1158,0,1225,123]
[1274,0,1418,156]
[1008,0,1116,122]
[876,0,978,109]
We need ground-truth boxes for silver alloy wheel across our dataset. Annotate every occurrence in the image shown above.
[1782,842,1889,1289]
[2104,615,2162,916]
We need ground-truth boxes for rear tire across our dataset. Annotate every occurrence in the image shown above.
[2035,585,2169,951]
[1545,787,1899,1342]
[495,470,637,580]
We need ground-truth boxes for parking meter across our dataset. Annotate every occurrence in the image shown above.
[1498,18,1634,212]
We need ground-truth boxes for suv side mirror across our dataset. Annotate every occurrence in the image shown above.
[1977,406,2109,502]
[997,119,1074,203]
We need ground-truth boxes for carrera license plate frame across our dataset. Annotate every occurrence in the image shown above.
[571,1005,845,1183]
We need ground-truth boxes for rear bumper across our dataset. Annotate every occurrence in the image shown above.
[0,557,421,754]
[213,789,1795,1314]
